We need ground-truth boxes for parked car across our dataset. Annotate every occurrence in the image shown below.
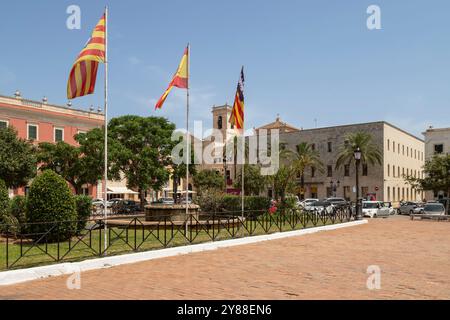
[180,197,193,204]
[155,198,175,204]
[397,201,420,215]
[308,201,333,215]
[383,202,396,215]
[362,201,390,218]
[413,204,425,214]
[299,198,319,210]
[422,203,446,216]
[92,198,113,208]
[115,200,140,214]
[437,198,449,214]
[325,197,348,208]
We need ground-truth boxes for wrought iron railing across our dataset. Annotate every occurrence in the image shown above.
[0,206,353,270]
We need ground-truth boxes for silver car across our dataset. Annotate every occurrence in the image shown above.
[423,203,446,216]
[398,202,420,215]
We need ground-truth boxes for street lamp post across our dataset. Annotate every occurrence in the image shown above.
[354,147,362,220]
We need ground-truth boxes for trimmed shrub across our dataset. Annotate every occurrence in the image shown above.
[0,179,8,216]
[0,179,17,234]
[74,195,92,233]
[26,170,77,242]
[9,195,27,224]
[197,189,224,213]
[276,197,298,214]
[222,195,271,215]
[222,195,241,212]
[245,196,271,212]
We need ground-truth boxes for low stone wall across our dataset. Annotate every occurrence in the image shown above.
[144,204,200,221]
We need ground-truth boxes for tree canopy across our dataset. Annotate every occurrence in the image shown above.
[0,126,37,188]
[234,164,266,196]
[335,131,382,169]
[37,128,120,194]
[282,142,324,196]
[406,154,450,196]
[193,170,225,193]
[108,115,176,207]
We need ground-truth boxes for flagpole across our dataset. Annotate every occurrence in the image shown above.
[103,6,109,254]
[241,66,245,219]
[241,127,244,219]
[185,43,190,233]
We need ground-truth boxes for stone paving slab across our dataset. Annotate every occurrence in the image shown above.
[1,216,449,300]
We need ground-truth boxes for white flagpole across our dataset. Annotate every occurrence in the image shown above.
[241,67,245,219]
[103,6,109,254]
[185,43,190,233]
[241,129,244,219]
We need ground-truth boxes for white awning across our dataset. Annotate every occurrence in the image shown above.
[107,187,138,195]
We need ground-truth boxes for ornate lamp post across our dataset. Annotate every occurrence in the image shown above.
[354,147,362,220]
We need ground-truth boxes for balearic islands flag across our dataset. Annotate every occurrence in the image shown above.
[155,46,189,109]
[229,67,245,132]
[67,13,106,99]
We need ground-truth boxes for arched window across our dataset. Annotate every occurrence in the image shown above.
[217,116,223,129]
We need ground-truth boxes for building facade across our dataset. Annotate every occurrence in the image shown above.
[199,105,238,190]
[0,92,104,197]
[422,126,450,199]
[257,119,425,206]
[423,126,450,158]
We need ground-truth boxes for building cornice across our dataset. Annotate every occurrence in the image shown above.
[0,94,104,123]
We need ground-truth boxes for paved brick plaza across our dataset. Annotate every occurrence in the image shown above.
[1,216,450,300]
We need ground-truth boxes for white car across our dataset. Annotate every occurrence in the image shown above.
[160,198,175,204]
[299,198,319,210]
[362,201,390,218]
[308,201,333,215]
[383,202,396,215]
[92,199,113,208]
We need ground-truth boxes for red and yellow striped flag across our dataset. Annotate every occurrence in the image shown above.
[229,67,245,132]
[67,13,106,99]
[155,46,189,109]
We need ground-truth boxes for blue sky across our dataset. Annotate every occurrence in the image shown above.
[1,0,450,137]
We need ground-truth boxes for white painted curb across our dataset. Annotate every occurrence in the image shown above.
[0,219,367,286]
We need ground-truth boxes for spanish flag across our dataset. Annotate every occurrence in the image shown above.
[229,67,245,132]
[155,46,189,109]
[67,13,106,99]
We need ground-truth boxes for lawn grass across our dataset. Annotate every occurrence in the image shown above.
[0,214,348,271]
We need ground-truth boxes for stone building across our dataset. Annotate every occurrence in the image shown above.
[257,118,425,205]
[423,126,450,157]
[199,104,238,190]
[422,126,450,199]
[0,92,104,197]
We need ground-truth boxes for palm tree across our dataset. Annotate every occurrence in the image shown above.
[335,131,382,171]
[282,142,324,199]
[335,132,382,214]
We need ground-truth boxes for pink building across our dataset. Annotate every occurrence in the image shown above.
[0,92,104,197]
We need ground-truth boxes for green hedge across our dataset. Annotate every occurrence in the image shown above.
[26,170,77,242]
[222,195,241,212]
[9,195,27,224]
[0,179,15,234]
[74,195,92,233]
[0,179,8,216]
[222,195,271,213]
[7,195,27,235]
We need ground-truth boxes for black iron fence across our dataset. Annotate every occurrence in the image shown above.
[0,206,354,270]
